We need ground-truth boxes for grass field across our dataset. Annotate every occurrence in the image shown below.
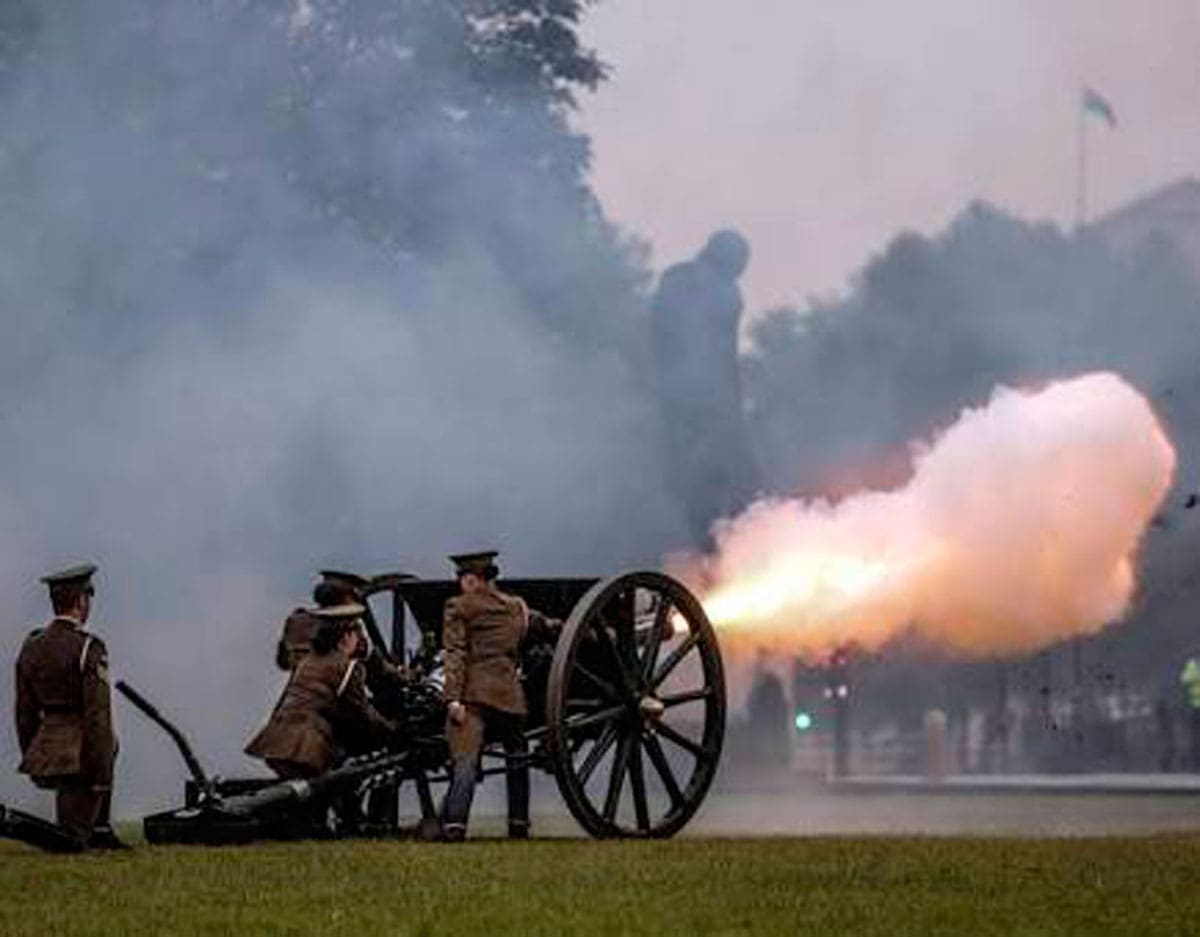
[2,833,1199,935]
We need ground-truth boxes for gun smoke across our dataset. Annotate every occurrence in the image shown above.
[0,3,685,814]
[684,372,1176,661]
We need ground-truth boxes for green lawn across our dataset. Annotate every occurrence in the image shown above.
[1,835,1198,936]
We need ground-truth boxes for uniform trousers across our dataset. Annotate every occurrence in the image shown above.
[54,783,111,845]
[441,704,528,838]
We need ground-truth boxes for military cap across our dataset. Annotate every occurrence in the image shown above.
[40,563,98,587]
[449,551,499,578]
[317,570,369,589]
[310,603,367,620]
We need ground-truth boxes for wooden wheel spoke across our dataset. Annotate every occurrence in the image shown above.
[640,598,671,684]
[659,687,715,708]
[574,661,620,701]
[577,723,619,786]
[628,735,651,832]
[565,697,608,711]
[595,623,638,695]
[652,631,700,688]
[563,704,625,736]
[602,734,633,823]
[642,732,684,808]
[653,720,708,761]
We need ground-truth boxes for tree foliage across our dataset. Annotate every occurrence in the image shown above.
[0,0,643,353]
[746,202,1200,496]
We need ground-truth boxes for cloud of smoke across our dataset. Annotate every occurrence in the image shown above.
[682,372,1176,660]
[0,3,684,813]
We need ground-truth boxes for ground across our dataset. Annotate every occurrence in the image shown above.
[3,825,1200,935]
[4,788,1200,935]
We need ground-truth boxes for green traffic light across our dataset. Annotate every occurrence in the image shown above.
[794,711,813,731]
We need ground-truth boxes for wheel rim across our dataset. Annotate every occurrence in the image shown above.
[547,571,725,838]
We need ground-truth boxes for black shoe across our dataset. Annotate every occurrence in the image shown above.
[87,828,132,851]
[508,821,530,840]
[442,823,466,843]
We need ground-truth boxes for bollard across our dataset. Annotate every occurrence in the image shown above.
[924,708,949,782]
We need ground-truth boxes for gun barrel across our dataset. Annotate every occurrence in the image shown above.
[221,750,410,817]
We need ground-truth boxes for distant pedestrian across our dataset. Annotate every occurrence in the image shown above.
[746,655,790,769]
[1179,657,1200,768]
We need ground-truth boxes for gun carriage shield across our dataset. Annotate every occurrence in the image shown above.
[127,569,726,842]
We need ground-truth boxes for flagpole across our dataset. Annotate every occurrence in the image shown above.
[1075,86,1087,231]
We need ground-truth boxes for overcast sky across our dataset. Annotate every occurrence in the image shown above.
[577,0,1200,313]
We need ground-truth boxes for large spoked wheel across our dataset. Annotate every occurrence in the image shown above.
[546,571,725,838]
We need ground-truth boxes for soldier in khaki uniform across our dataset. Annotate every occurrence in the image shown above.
[275,571,369,671]
[14,564,127,849]
[273,572,408,831]
[440,551,542,841]
[276,570,406,685]
[247,604,399,778]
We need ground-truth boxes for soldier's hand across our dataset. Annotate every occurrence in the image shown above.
[448,701,466,725]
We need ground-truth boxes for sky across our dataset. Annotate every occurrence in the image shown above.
[577,0,1200,313]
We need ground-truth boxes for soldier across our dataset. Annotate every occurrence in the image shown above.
[276,570,406,686]
[275,571,368,671]
[274,570,409,831]
[247,604,399,779]
[440,551,548,842]
[14,563,127,850]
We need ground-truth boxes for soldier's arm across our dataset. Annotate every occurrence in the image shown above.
[80,638,115,788]
[524,609,562,646]
[442,598,466,704]
[363,647,408,685]
[14,647,39,754]
[338,663,398,740]
[274,639,292,671]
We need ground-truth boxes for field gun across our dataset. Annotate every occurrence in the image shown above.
[124,570,726,842]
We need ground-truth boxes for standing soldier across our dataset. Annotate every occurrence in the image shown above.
[14,564,127,850]
[439,551,537,842]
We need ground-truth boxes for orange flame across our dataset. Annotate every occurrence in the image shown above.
[679,372,1176,660]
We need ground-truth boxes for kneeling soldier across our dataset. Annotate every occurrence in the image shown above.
[14,564,127,850]
[441,551,551,842]
[246,604,399,779]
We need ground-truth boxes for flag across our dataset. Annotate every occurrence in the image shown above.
[1082,86,1117,128]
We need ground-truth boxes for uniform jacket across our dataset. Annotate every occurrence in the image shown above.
[275,607,320,671]
[14,618,115,788]
[442,586,529,715]
[245,650,396,774]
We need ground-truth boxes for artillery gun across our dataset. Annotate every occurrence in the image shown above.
[126,570,726,841]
